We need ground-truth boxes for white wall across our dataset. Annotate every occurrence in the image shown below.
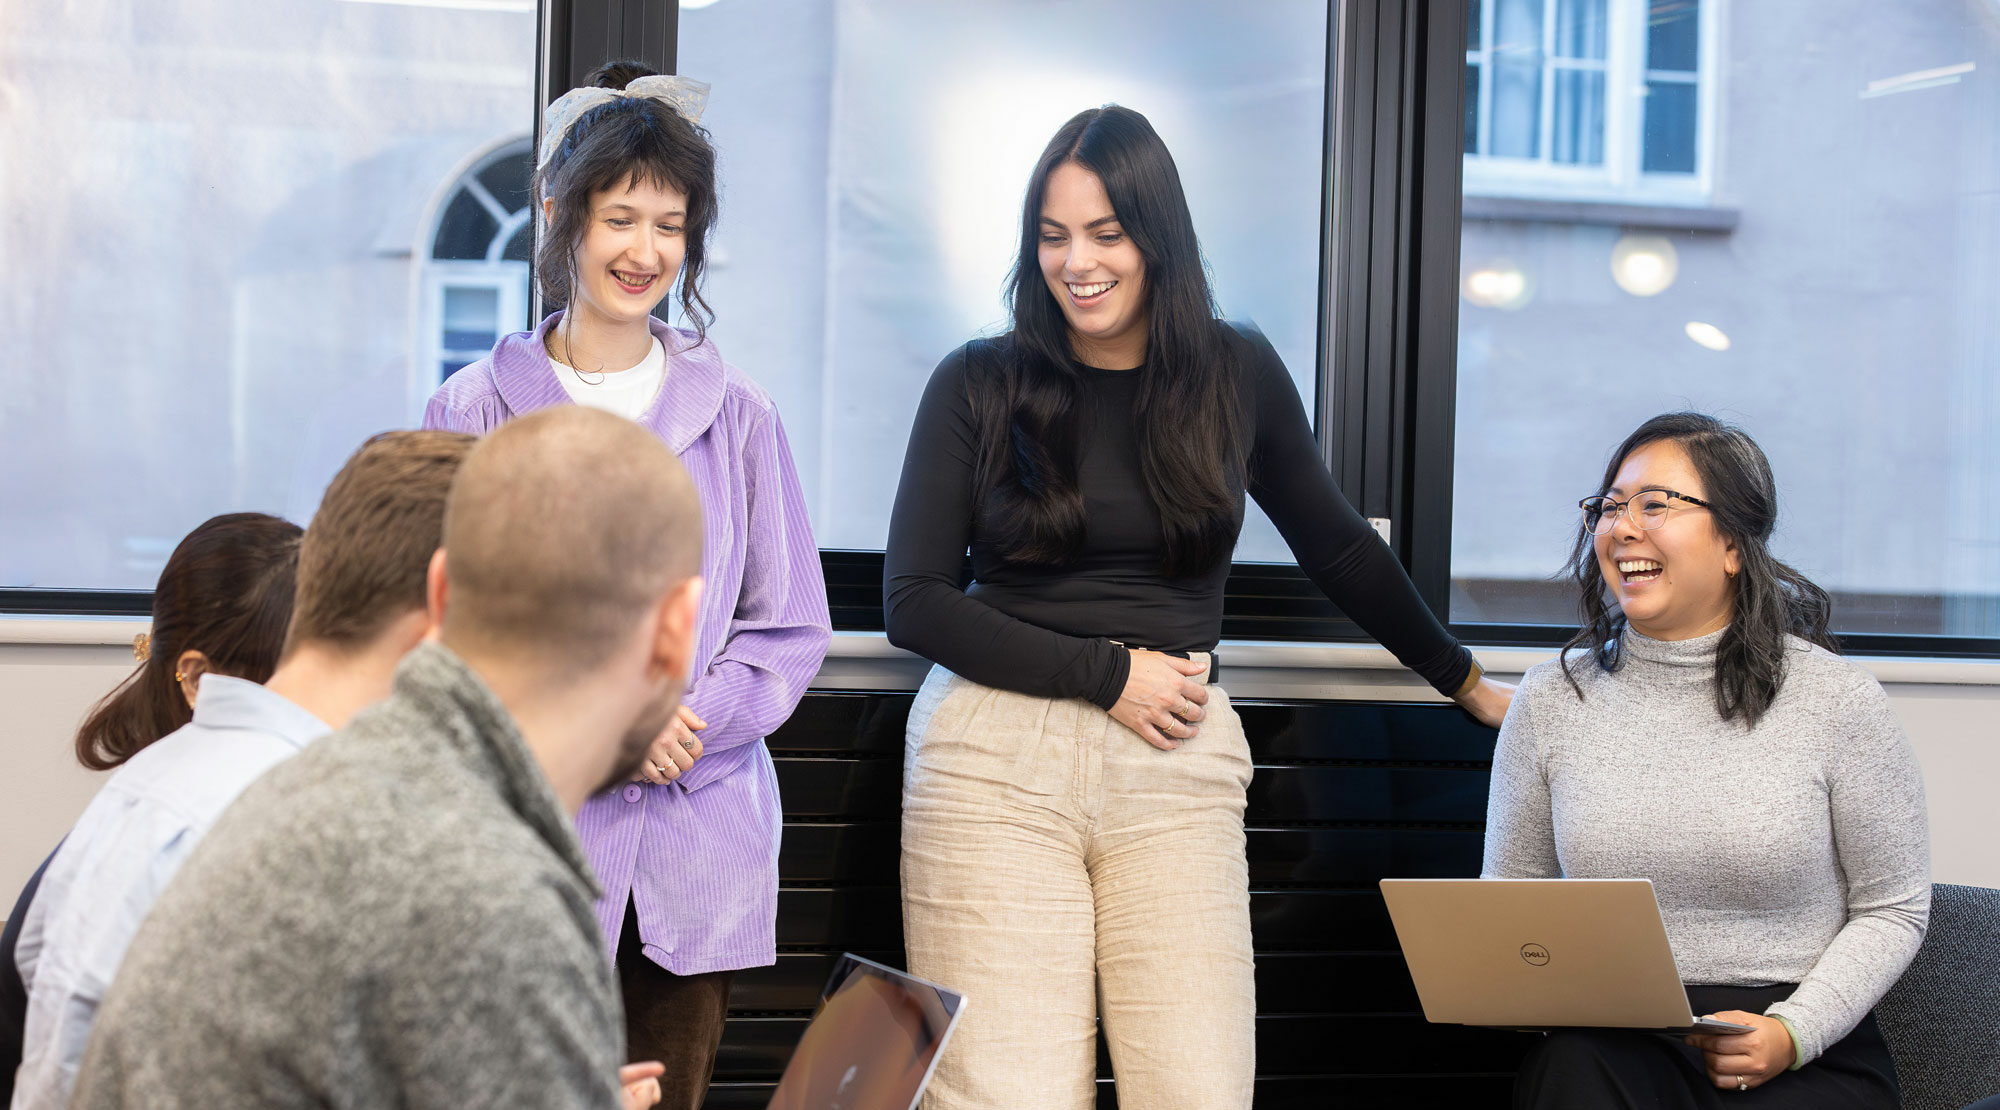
[5,632,1997,922]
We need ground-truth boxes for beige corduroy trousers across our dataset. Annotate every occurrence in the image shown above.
[900,658,1256,1110]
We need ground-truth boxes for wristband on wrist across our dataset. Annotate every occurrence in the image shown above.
[1768,1013,1805,1070]
[1452,659,1485,700]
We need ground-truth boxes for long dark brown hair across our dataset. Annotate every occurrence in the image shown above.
[972,106,1242,577]
[75,513,302,770]
[534,61,718,346]
[1561,412,1835,728]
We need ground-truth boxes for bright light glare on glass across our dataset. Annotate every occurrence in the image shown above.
[1610,234,1679,296]
[1684,321,1731,351]
[1463,260,1533,309]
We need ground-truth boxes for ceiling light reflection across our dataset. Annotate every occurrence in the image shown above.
[1462,260,1533,310]
[1860,61,1975,99]
[1685,321,1731,351]
[1610,235,1679,297]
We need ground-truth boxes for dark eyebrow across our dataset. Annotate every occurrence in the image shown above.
[1039,215,1122,230]
[599,203,686,218]
[1605,485,1682,499]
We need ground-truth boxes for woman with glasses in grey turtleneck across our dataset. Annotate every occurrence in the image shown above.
[1483,412,1930,1109]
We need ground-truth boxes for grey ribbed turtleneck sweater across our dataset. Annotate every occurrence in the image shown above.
[1481,628,1931,1065]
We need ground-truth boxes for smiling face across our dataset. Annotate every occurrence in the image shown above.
[1037,161,1149,369]
[1595,440,1740,641]
[562,174,688,330]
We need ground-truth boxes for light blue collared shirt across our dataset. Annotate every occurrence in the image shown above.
[11,676,330,1110]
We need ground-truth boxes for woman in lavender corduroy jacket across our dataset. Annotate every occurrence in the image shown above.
[424,61,830,1108]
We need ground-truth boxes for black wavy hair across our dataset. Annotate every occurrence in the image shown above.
[971,105,1242,577]
[534,61,718,345]
[1562,412,1836,728]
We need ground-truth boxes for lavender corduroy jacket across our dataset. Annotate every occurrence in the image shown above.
[424,312,831,974]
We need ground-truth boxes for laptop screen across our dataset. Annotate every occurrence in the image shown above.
[766,954,967,1110]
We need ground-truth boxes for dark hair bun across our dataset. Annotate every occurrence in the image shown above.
[585,60,658,91]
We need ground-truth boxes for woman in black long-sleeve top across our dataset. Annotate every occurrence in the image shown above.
[884,105,1512,1110]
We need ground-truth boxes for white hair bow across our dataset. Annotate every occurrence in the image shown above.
[538,74,711,173]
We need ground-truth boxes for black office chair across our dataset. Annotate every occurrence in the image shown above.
[1874,884,2000,1110]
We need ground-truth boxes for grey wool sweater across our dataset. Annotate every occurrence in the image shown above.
[1481,628,1931,1065]
[70,643,627,1110]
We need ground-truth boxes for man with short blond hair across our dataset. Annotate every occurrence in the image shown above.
[73,408,706,1110]
[14,430,475,1110]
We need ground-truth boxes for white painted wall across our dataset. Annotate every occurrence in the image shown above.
[4,634,1997,924]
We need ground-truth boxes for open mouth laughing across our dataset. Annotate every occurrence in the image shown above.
[1616,558,1664,584]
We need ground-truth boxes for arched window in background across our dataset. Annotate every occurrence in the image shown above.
[425,140,534,383]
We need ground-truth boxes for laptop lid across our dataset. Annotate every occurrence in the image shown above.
[1380,878,1711,1031]
[766,954,968,1110]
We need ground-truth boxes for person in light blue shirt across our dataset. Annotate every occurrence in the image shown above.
[11,430,474,1110]
[3,510,302,1109]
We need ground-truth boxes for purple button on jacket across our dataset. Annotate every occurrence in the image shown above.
[424,312,832,975]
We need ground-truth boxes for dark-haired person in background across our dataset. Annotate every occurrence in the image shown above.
[424,63,829,1108]
[78,513,304,773]
[1484,413,1929,1109]
[11,433,474,1110]
[5,510,299,1108]
[883,105,1513,1109]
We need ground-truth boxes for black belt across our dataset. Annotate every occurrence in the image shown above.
[1158,649,1221,686]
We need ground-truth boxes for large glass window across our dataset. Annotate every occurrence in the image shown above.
[1451,0,2000,638]
[0,0,537,591]
[676,0,1331,561]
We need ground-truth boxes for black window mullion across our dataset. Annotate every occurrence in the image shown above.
[1322,0,1457,621]
[534,0,678,324]
[1402,0,1472,618]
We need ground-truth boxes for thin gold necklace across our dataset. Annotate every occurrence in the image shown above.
[545,326,607,386]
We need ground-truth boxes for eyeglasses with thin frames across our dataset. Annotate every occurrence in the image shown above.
[1578,489,1714,537]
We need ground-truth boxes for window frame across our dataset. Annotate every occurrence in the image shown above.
[8,0,1996,663]
[1462,0,1719,207]
[421,138,537,397]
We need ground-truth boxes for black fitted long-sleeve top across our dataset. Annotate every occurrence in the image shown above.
[883,326,1474,710]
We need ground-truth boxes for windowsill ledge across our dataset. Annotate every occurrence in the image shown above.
[813,631,1997,697]
[8,620,1993,697]
[1464,194,1740,233]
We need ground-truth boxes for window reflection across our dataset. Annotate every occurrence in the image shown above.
[1453,1,2000,637]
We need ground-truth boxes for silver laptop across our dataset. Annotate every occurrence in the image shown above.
[766,954,968,1110]
[1380,878,1751,1034]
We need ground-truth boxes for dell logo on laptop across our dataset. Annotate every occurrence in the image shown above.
[1520,943,1551,966]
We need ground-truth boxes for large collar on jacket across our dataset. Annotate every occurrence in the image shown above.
[489,311,728,453]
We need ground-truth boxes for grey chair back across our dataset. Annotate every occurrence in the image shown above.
[1875,884,2000,1110]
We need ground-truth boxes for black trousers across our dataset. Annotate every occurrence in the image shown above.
[1514,985,1900,1110]
[617,899,735,1110]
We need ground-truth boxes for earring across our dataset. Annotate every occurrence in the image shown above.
[175,671,186,683]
